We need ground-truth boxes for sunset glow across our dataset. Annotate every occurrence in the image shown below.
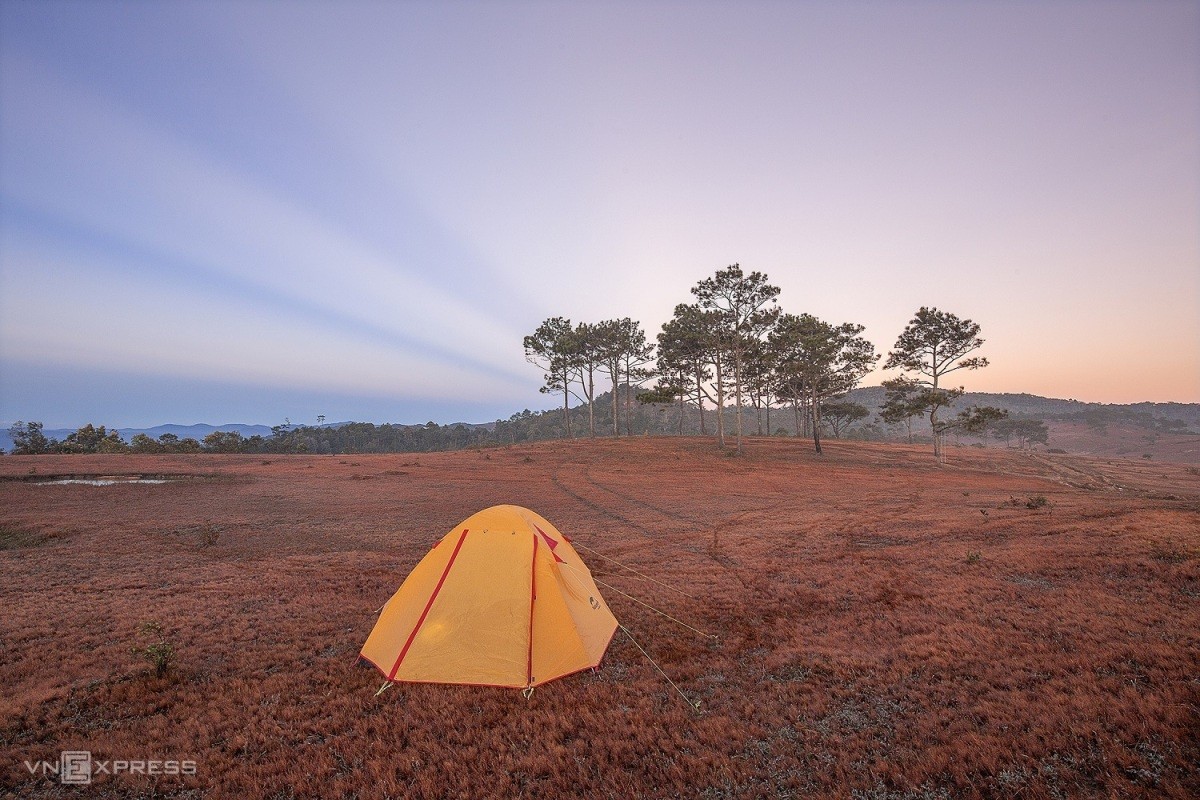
[2,1,1196,426]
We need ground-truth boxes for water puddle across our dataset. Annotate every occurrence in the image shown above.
[1,474,192,486]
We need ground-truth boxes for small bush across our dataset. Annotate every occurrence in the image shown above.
[1047,448,1067,454]
[198,526,221,548]
[142,642,175,677]
[132,621,175,677]
[966,551,982,564]
[1026,495,1049,509]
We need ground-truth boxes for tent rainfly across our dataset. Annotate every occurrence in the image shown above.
[360,505,618,689]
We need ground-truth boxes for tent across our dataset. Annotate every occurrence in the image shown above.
[360,504,618,689]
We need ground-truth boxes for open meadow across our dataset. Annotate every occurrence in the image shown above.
[1,438,1197,798]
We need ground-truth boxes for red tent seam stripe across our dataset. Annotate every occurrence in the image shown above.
[388,529,469,680]
[526,531,538,686]
[534,524,559,549]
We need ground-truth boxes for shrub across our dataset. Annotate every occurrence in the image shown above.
[141,642,176,677]
[132,621,175,677]
[198,526,221,548]
[1026,495,1049,509]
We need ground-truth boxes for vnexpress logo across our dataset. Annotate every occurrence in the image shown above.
[23,750,92,784]
[60,751,92,784]
[24,751,197,784]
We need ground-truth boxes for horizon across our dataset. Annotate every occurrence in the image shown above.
[2,1,1197,426]
[5,384,1197,433]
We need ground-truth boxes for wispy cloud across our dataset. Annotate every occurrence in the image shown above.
[1,1,1197,425]
[1,50,530,388]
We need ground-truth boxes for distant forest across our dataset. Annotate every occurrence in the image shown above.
[6,264,1198,457]
[5,391,1196,457]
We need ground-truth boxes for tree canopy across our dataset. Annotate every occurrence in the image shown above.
[772,314,878,453]
[691,264,781,453]
[883,307,990,463]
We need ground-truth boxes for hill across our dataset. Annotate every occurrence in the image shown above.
[844,387,1200,425]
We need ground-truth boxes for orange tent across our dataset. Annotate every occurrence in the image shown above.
[360,505,618,689]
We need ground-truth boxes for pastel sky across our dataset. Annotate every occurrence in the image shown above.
[1,1,1197,428]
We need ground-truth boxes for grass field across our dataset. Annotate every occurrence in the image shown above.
[1,438,1197,798]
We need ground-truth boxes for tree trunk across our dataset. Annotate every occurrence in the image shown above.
[625,376,633,437]
[628,369,638,438]
[714,353,726,448]
[696,368,707,435]
[733,348,744,453]
[811,386,823,454]
[930,372,943,463]
[563,383,571,438]
[793,400,800,437]
[587,368,595,437]
[931,408,943,463]
[765,400,771,436]
[622,356,633,437]
[678,388,684,436]
[611,371,619,437]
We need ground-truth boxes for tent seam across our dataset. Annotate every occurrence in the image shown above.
[527,531,538,686]
[388,528,469,680]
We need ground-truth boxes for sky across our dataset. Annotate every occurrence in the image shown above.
[1,0,1197,428]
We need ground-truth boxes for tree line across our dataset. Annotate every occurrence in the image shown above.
[4,395,1056,457]
[4,420,496,456]
[526,264,1005,462]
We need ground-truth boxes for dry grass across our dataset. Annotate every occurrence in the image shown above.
[1,439,1197,798]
